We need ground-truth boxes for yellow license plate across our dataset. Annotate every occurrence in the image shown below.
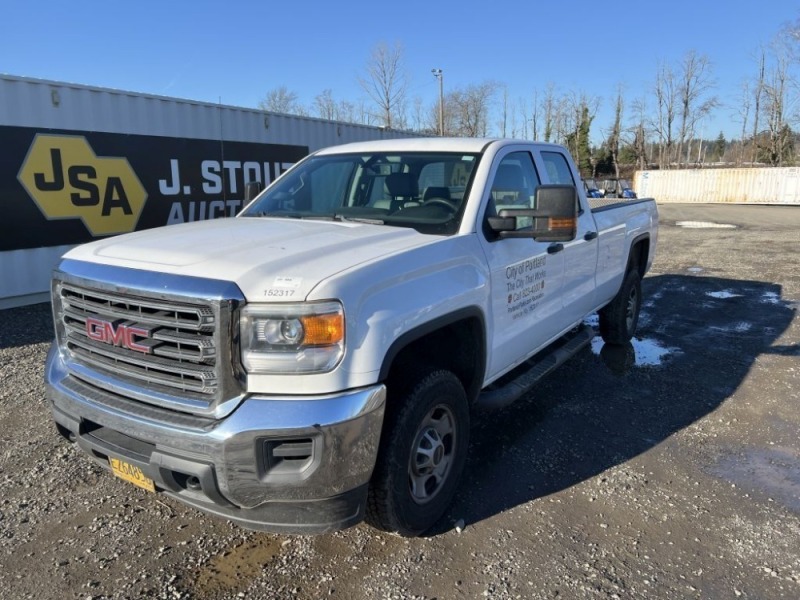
[109,457,155,493]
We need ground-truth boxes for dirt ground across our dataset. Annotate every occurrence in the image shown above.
[0,204,798,599]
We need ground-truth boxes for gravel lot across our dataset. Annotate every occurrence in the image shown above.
[1,204,798,599]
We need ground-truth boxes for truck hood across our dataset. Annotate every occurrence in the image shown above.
[64,217,436,301]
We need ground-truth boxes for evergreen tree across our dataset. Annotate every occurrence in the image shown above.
[578,106,594,175]
[714,132,726,161]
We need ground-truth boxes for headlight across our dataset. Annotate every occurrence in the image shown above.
[240,301,344,374]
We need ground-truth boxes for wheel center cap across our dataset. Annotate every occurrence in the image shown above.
[433,445,445,465]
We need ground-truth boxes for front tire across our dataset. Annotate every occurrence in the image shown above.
[599,269,642,345]
[366,369,469,536]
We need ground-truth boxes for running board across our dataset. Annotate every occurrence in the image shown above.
[475,324,595,411]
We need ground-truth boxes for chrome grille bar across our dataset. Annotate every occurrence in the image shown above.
[61,286,215,331]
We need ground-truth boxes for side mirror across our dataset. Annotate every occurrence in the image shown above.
[244,181,263,202]
[487,185,578,242]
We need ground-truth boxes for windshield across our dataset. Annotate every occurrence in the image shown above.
[619,179,632,189]
[240,151,481,235]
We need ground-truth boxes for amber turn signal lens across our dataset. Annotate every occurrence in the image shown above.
[549,217,576,230]
[300,313,344,345]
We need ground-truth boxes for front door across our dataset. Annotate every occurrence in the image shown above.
[478,149,566,380]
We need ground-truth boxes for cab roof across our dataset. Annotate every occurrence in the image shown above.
[313,137,565,156]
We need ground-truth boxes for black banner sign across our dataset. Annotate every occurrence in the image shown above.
[0,125,309,251]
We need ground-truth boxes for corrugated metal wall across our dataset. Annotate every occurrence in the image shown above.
[0,75,419,309]
[0,75,412,148]
[0,246,72,307]
[634,167,800,205]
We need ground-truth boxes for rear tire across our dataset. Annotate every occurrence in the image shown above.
[366,369,469,536]
[599,269,642,345]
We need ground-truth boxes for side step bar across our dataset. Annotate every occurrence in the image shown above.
[475,324,595,411]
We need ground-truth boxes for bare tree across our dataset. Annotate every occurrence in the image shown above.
[259,86,306,115]
[314,89,337,120]
[761,41,792,165]
[358,42,408,128]
[337,100,359,124]
[751,48,766,163]
[529,90,539,140]
[517,97,529,139]
[313,90,365,124]
[499,86,509,137]
[551,92,572,146]
[411,96,427,132]
[787,16,800,45]
[676,51,719,166]
[630,97,649,170]
[509,100,519,138]
[735,81,752,165]
[652,62,678,168]
[355,98,376,126]
[444,82,497,136]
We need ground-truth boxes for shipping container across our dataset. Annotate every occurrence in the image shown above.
[0,75,418,308]
[634,167,800,205]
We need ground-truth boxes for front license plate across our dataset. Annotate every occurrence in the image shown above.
[109,457,155,493]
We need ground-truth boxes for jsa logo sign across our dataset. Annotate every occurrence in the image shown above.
[18,134,147,236]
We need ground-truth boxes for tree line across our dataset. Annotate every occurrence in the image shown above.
[259,22,799,174]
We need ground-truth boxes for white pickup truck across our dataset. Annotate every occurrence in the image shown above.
[46,138,658,536]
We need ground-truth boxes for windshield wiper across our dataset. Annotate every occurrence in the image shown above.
[334,214,385,225]
[244,211,300,218]
[245,212,334,220]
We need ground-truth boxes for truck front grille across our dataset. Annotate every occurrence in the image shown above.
[59,284,218,398]
[52,264,244,417]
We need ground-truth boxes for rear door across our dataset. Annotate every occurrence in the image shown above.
[535,150,599,326]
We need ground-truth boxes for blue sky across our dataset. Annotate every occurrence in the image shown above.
[1,1,796,143]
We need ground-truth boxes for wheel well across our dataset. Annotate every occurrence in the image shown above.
[382,317,485,405]
[629,237,650,278]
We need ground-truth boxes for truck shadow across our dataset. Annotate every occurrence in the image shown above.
[436,274,797,534]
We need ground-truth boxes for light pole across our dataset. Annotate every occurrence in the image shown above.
[431,68,444,136]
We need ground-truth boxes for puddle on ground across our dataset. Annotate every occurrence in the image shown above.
[676,220,737,229]
[591,336,678,375]
[192,536,284,597]
[706,290,743,299]
[713,447,800,514]
[687,267,704,273]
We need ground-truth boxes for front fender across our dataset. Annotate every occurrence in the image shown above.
[309,234,490,380]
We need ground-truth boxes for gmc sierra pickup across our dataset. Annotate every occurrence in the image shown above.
[46,138,658,536]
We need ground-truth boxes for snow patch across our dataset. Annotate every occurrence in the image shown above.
[591,336,678,367]
[706,290,743,299]
[676,221,737,229]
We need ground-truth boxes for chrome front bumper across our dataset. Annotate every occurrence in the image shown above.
[46,345,386,533]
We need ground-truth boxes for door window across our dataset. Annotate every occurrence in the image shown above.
[540,151,575,185]
[488,152,541,232]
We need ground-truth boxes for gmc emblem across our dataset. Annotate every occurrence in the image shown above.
[85,317,151,354]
